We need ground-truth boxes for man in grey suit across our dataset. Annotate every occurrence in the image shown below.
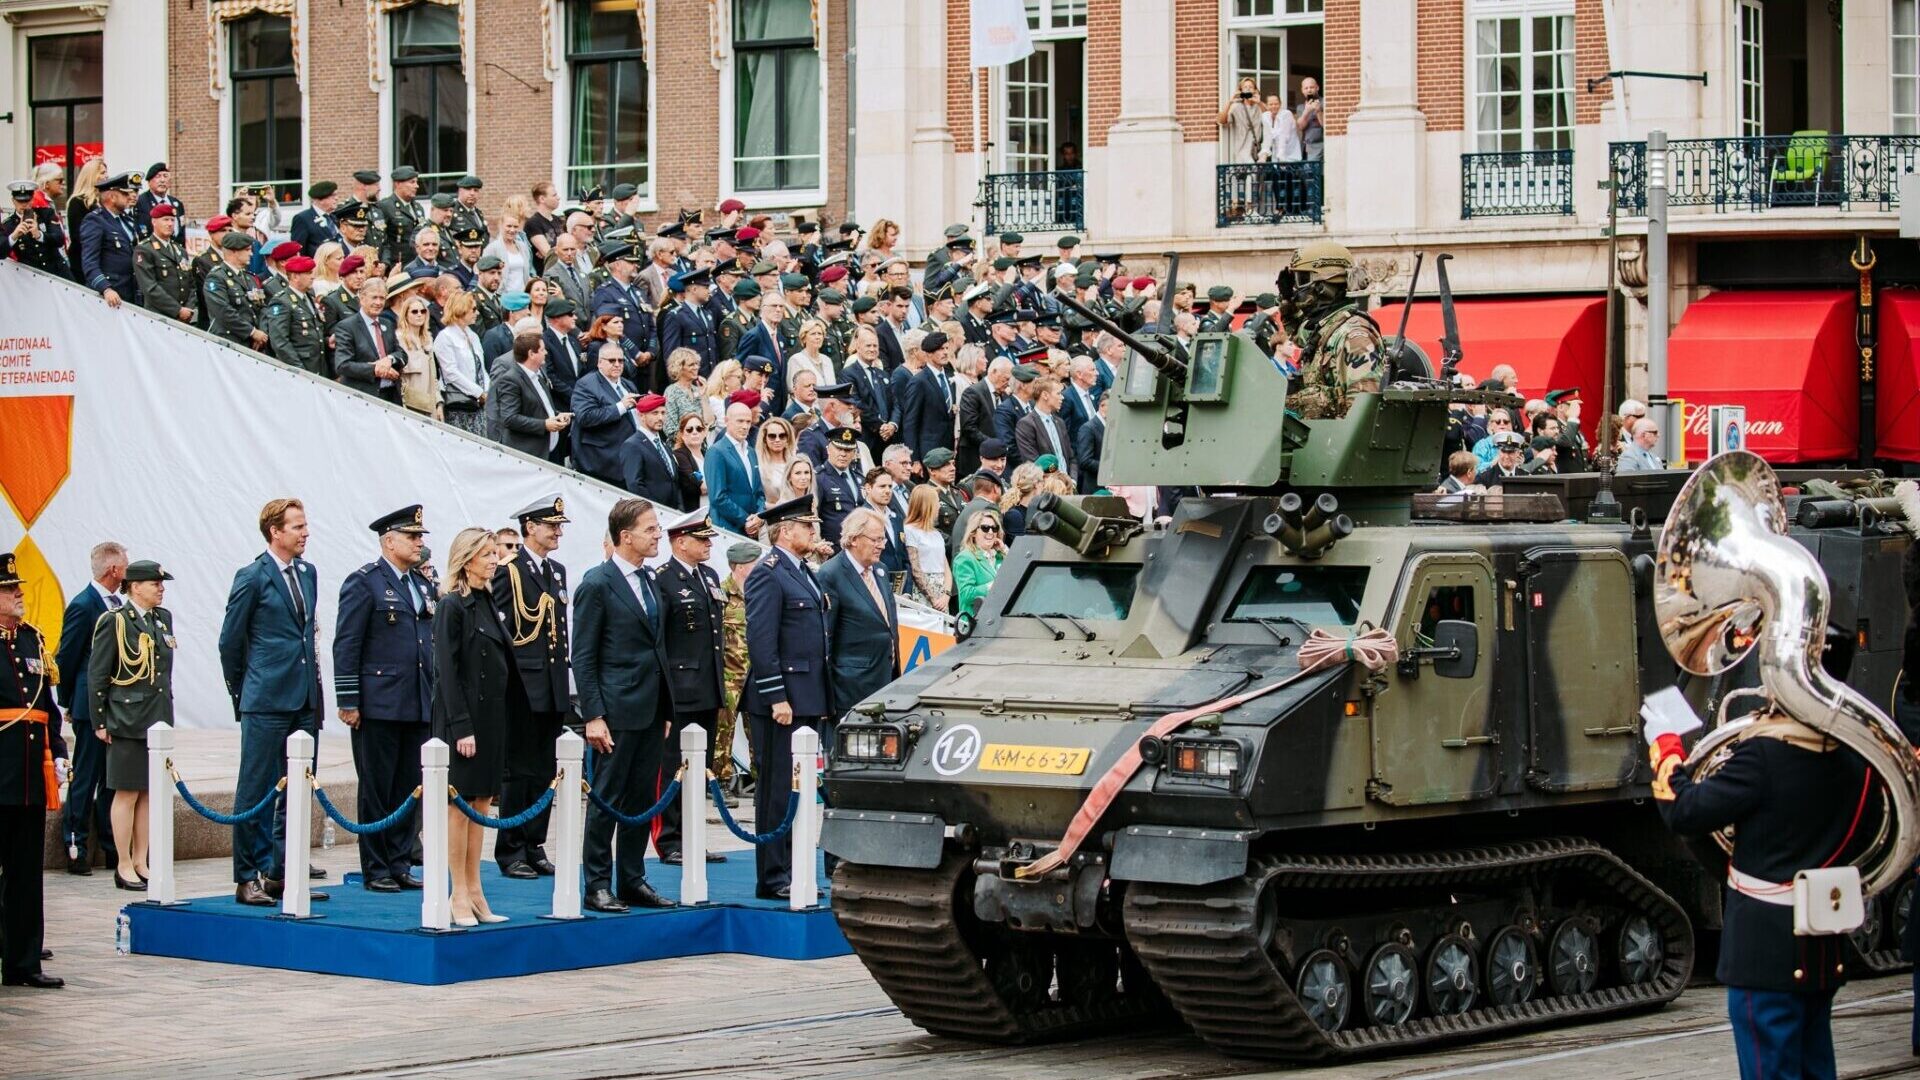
[817,507,900,716]
[548,232,593,312]
[492,331,573,462]
[1013,376,1075,477]
[333,278,402,403]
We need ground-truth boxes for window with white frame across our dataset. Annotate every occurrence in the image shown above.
[1232,0,1322,16]
[1736,0,1763,135]
[231,14,304,206]
[732,0,820,194]
[391,3,467,193]
[1025,0,1087,31]
[1897,0,1919,134]
[1226,0,1325,113]
[1471,3,1573,152]
[568,0,649,197]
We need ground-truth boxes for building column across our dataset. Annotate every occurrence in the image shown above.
[852,3,953,255]
[1341,0,1425,232]
[1099,0,1182,241]
[103,3,171,182]
[1841,0,1891,134]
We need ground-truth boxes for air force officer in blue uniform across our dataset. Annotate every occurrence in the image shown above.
[218,499,328,905]
[742,494,832,899]
[79,172,141,308]
[333,505,436,892]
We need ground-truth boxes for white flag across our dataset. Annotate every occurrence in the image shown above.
[971,0,1035,68]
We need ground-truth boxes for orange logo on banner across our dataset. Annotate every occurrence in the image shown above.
[0,395,76,654]
[899,623,956,673]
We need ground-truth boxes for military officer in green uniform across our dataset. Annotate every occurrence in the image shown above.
[134,204,195,324]
[1280,240,1383,421]
[715,541,759,800]
[322,252,370,345]
[0,551,67,988]
[266,255,329,376]
[822,289,856,364]
[372,166,423,270]
[87,560,177,895]
[719,278,761,365]
[472,253,507,336]
[449,174,489,245]
[205,231,269,353]
[776,273,814,354]
[1198,285,1236,333]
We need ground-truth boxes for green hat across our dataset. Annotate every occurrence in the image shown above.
[727,542,762,565]
[1056,234,1081,249]
[818,288,846,305]
[1034,454,1061,474]
[1545,387,1582,406]
[391,166,420,182]
[219,232,253,251]
[1207,285,1234,302]
[610,182,639,200]
[849,296,878,315]
[1010,364,1039,383]
[475,253,504,271]
[1255,292,1279,308]
[780,272,811,292]
[1000,232,1024,245]
[1074,268,1099,289]
[732,278,762,300]
[352,169,382,185]
[750,260,778,276]
[992,256,1014,272]
[429,192,457,210]
[308,180,338,200]
[456,174,483,189]
[944,223,970,239]
[923,447,956,470]
[124,560,175,583]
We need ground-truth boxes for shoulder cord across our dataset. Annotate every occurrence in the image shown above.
[506,562,554,648]
[108,610,156,687]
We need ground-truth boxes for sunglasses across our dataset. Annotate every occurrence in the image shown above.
[501,542,521,551]
[684,424,705,432]
[766,432,787,440]
[977,524,1000,534]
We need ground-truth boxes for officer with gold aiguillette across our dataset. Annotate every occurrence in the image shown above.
[0,551,68,989]
[489,495,572,879]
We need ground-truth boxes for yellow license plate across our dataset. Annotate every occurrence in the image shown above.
[978,744,1093,775]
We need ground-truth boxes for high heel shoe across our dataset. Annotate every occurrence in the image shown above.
[451,913,479,928]
[114,871,147,892]
[475,911,508,924]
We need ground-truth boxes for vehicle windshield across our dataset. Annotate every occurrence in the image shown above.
[1225,565,1368,626]
[1005,564,1142,621]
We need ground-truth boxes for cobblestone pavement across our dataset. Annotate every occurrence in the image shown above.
[7,845,1916,1080]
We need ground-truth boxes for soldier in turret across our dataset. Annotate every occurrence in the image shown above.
[1279,240,1382,420]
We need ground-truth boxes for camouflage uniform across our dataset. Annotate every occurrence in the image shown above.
[715,573,750,781]
[1285,304,1383,420]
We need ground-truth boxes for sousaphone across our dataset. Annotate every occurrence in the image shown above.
[1654,451,1920,895]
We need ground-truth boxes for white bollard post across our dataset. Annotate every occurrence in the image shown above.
[146,723,178,905]
[549,731,584,920]
[680,724,709,905]
[790,726,820,911]
[421,738,450,930]
[281,730,314,918]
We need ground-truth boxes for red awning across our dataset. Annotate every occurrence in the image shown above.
[1369,294,1607,404]
[1668,290,1857,463]
[1873,293,1920,463]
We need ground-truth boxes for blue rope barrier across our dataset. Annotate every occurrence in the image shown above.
[584,775,681,828]
[313,783,421,836]
[709,779,799,845]
[175,778,281,826]
[450,784,556,829]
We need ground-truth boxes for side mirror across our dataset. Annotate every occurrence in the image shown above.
[1432,620,1478,679]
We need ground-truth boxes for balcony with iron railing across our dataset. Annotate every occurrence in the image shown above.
[980,169,1085,235]
[1460,148,1574,219]
[1216,161,1324,227]
[1608,133,1920,215]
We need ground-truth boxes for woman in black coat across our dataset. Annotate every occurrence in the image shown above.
[432,527,527,926]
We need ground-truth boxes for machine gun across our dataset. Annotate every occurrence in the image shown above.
[1434,252,1465,382]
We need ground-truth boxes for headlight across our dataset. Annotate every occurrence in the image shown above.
[839,724,906,764]
[1167,738,1242,779]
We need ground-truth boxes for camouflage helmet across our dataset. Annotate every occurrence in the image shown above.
[1287,240,1355,282]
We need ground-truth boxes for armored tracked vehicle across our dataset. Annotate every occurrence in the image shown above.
[822,261,1914,1061]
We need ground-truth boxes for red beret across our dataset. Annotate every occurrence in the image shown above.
[338,255,366,276]
[818,265,848,284]
[205,214,233,233]
[270,241,301,261]
[735,226,761,241]
[284,255,316,273]
[1131,276,1155,291]
[727,389,762,409]
[718,198,745,213]
[148,204,178,220]
[635,393,667,413]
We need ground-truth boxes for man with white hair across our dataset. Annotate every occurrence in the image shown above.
[1617,417,1667,471]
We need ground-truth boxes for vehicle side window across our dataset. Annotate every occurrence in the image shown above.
[1417,584,1475,640]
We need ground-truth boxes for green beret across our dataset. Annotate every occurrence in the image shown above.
[780,273,811,291]
[727,542,762,565]
[219,232,253,251]
[1207,285,1234,302]
[1000,232,1024,245]
[308,180,338,200]
[430,193,457,209]
[456,174,483,189]
[818,288,846,305]
[849,296,878,314]
[732,278,762,300]
[923,447,956,470]
[476,254,504,271]
[1056,234,1081,249]
[992,256,1014,271]
[390,166,420,182]
[1255,292,1279,308]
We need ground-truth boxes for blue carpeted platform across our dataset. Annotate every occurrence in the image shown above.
[122,855,846,984]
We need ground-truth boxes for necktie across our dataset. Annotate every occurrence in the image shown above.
[863,565,890,623]
[370,318,388,360]
[285,565,307,623]
[1044,414,1064,459]
[405,573,421,614]
[936,371,950,407]
[107,594,123,611]
[635,569,658,629]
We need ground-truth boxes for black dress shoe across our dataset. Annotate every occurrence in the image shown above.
[530,857,557,876]
[584,888,630,913]
[310,889,330,902]
[660,851,684,865]
[39,949,52,961]
[113,872,146,892]
[65,855,92,876]
[2,972,64,989]
[706,851,728,863]
[618,882,677,909]
[755,884,791,901]
[395,872,423,890]
[235,880,275,906]
[364,877,402,893]
[501,861,538,880]
[309,866,328,879]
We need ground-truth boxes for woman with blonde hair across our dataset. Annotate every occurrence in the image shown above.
[953,509,1006,620]
[312,241,346,297]
[786,319,835,390]
[663,348,708,435]
[903,484,952,613]
[435,291,490,435]
[706,359,743,422]
[65,157,109,275]
[756,415,799,505]
[861,218,900,260]
[483,214,532,293]
[393,289,442,419]
[430,527,525,926]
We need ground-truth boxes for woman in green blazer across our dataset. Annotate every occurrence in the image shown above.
[88,560,176,891]
[952,510,1007,621]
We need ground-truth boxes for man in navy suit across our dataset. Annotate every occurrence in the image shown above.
[995,364,1039,469]
[333,505,436,893]
[843,325,897,455]
[619,393,682,508]
[219,499,330,905]
[289,181,343,256]
[817,507,900,715]
[573,499,677,912]
[54,541,126,875]
[1074,395,1107,494]
[658,267,718,374]
[860,469,909,578]
[708,399,767,535]
[735,296,789,418]
[902,331,956,462]
[541,299,588,411]
[742,495,833,900]
[570,340,640,487]
[1061,355,1101,445]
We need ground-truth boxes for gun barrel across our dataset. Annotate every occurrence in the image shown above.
[1057,295,1189,382]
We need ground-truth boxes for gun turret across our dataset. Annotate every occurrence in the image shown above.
[1056,293,1189,385]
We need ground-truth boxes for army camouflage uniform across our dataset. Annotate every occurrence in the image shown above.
[265,287,329,377]
[1284,304,1383,420]
[824,316,855,364]
[718,308,755,364]
[715,573,750,781]
[133,233,195,322]
[203,262,265,350]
